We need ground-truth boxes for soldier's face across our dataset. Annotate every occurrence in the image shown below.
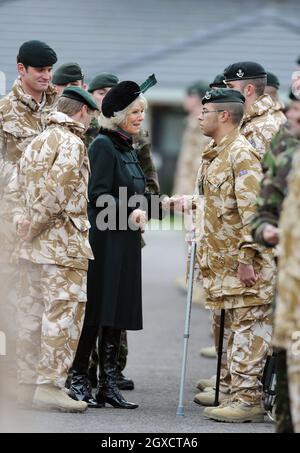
[286,101,300,137]
[225,80,243,93]
[18,64,53,93]
[198,103,220,137]
[92,87,111,111]
[121,101,145,135]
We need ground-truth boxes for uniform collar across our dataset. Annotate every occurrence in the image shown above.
[243,93,274,122]
[202,128,240,162]
[12,77,58,112]
[46,111,86,138]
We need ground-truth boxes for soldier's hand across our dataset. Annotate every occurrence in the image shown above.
[262,224,279,246]
[237,263,258,287]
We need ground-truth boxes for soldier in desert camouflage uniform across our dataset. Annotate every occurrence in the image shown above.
[265,71,286,129]
[11,87,98,412]
[224,62,281,158]
[0,40,57,400]
[167,89,276,423]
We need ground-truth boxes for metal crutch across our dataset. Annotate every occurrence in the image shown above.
[176,230,197,417]
[214,308,225,406]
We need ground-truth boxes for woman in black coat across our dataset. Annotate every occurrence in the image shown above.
[69,81,153,409]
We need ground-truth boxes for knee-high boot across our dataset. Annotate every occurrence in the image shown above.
[69,324,103,408]
[95,326,138,409]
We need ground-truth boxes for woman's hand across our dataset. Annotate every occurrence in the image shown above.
[129,209,148,232]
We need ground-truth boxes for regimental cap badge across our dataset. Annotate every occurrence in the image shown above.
[204,91,212,100]
[236,69,244,78]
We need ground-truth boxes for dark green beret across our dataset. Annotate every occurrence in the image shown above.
[61,86,99,111]
[52,63,84,85]
[88,73,119,93]
[266,71,280,89]
[224,61,266,82]
[209,74,225,88]
[186,80,210,98]
[18,40,57,67]
[202,88,245,105]
[102,81,141,118]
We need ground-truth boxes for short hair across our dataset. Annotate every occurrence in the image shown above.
[217,102,244,125]
[17,56,28,69]
[99,94,148,131]
[240,77,266,96]
[56,96,85,116]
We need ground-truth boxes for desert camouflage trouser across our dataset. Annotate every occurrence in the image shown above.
[17,260,86,388]
[287,345,300,432]
[212,303,272,405]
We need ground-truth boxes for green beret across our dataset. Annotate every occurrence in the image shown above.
[102,81,141,118]
[224,61,266,82]
[187,80,210,98]
[61,86,99,111]
[52,63,84,85]
[266,71,280,89]
[18,40,57,67]
[88,73,119,93]
[202,88,245,105]
[209,74,225,88]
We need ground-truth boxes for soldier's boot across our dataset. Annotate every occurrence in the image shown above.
[193,388,229,406]
[116,371,134,390]
[199,346,217,359]
[196,375,216,391]
[68,325,100,408]
[205,400,265,423]
[95,327,138,409]
[33,384,88,413]
[203,399,231,417]
[17,384,36,408]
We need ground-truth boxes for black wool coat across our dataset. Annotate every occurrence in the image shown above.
[84,128,148,330]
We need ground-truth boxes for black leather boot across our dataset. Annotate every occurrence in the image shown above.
[69,324,102,408]
[95,327,138,409]
[116,371,135,390]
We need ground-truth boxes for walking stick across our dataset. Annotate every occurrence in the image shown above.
[214,308,225,406]
[176,230,197,417]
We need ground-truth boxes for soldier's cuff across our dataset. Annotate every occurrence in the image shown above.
[238,247,256,265]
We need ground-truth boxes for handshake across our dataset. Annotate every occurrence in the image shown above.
[161,195,192,213]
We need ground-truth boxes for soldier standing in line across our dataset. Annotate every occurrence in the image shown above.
[265,71,287,128]
[166,89,276,422]
[52,62,86,95]
[209,74,226,90]
[251,91,300,433]
[224,61,281,157]
[12,87,99,411]
[0,40,58,399]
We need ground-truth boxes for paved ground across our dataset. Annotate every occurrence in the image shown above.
[0,228,274,433]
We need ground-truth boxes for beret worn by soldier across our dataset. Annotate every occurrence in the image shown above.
[62,86,99,111]
[52,63,84,85]
[209,74,226,88]
[18,40,57,67]
[202,88,245,105]
[224,61,266,82]
[266,71,280,89]
[88,73,119,93]
[187,80,210,97]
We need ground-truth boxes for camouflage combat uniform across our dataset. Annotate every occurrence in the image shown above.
[275,148,300,433]
[194,129,276,405]
[241,94,281,158]
[271,100,287,129]
[11,111,93,388]
[251,126,299,432]
[173,114,210,195]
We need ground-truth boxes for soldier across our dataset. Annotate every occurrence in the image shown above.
[265,71,286,128]
[11,87,99,411]
[224,61,281,157]
[251,93,300,433]
[0,40,57,399]
[167,89,276,422]
[275,144,300,433]
[52,62,86,95]
[209,74,226,90]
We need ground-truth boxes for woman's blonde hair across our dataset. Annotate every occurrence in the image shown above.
[99,94,148,131]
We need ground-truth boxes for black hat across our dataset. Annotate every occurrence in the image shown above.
[224,61,266,82]
[102,81,141,118]
[61,86,99,111]
[266,71,280,89]
[88,73,119,93]
[202,88,245,105]
[187,80,210,98]
[52,63,84,85]
[18,40,57,67]
[296,56,300,65]
[209,74,226,88]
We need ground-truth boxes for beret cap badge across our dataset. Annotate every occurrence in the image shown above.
[236,69,245,78]
[204,91,212,100]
